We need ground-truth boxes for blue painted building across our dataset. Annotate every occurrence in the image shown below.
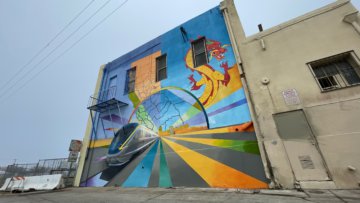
[76,1,268,188]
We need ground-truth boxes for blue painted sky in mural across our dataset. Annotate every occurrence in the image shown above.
[131,89,207,131]
[0,0,359,166]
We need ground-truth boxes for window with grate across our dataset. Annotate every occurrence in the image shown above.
[191,37,208,67]
[125,67,136,94]
[308,51,360,91]
[156,54,167,82]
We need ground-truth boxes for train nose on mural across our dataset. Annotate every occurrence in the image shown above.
[106,123,159,166]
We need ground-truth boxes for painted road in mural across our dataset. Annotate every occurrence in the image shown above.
[83,124,267,188]
[81,6,268,188]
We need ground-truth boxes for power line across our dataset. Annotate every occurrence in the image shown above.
[0,0,95,93]
[0,0,112,100]
[1,0,130,103]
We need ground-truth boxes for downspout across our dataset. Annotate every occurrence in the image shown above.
[220,0,276,187]
[343,11,360,35]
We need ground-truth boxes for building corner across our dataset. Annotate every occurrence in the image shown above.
[220,0,277,188]
[74,65,106,187]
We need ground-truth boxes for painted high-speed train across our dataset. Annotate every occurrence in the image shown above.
[106,123,158,166]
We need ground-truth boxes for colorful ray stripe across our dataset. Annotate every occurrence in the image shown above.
[89,138,112,148]
[128,92,141,107]
[128,86,210,129]
[182,98,248,127]
[175,82,246,127]
[175,122,254,136]
[168,137,260,155]
[172,104,203,127]
[207,98,247,117]
[122,140,159,187]
[162,138,268,189]
[159,141,172,187]
[205,87,245,115]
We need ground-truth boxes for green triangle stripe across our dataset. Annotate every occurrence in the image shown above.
[159,140,173,187]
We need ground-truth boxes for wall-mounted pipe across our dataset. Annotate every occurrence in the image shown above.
[343,12,360,35]
[260,38,266,50]
[220,0,276,187]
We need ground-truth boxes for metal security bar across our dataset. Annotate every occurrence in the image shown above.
[309,51,360,92]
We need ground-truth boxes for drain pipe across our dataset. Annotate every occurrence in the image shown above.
[343,11,360,35]
[220,0,276,187]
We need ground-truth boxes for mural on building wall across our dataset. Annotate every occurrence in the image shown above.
[186,38,231,107]
[81,6,268,188]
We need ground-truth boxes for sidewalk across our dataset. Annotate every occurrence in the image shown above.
[0,187,359,202]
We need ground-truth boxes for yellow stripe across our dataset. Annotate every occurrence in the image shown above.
[89,138,112,148]
[89,126,140,149]
[174,122,253,136]
[175,127,229,136]
[162,138,268,188]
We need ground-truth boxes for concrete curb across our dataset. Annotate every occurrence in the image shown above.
[259,189,308,198]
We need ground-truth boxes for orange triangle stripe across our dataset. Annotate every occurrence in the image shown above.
[162,138,268,188]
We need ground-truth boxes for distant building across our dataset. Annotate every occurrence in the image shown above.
[75,0,360,189]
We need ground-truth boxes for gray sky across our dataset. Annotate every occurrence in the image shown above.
[0,0,359,166]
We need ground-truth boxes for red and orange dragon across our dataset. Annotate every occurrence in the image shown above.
[185,38,231,107]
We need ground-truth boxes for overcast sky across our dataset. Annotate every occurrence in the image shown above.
[0,0,359,166]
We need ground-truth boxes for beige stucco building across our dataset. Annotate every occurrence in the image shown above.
[226,0,360,189]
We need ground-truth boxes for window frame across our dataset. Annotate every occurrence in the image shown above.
[124,67,136,94]
[107,75,117,99]
[191,37,208,67]
[156,54,167,82]
[307,51,360,92]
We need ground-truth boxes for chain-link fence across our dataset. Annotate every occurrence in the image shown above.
[0,158,77,187]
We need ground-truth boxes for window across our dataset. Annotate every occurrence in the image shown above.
[156,54,167,81]
[107,76,117,99]
[191,37,208,67]
[109,76,117,88]
[308,51,360,91]
[125,68,136,94]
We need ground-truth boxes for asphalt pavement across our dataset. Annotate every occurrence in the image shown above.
[1,187,360,203]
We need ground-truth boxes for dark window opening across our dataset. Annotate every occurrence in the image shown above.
[107,76,117,99]
[191,37,208,67]
[309,51,360,91]
[156,55,167,81]
[317,77,337,90]
[125,68,136,94]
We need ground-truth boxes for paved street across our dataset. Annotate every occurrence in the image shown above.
[0,187,360,203]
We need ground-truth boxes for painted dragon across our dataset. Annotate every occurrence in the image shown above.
[185,39,230,107]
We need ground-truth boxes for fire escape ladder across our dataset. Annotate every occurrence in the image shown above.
[87,86,128,140]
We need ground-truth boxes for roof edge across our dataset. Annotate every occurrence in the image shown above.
[244,0,353,42]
